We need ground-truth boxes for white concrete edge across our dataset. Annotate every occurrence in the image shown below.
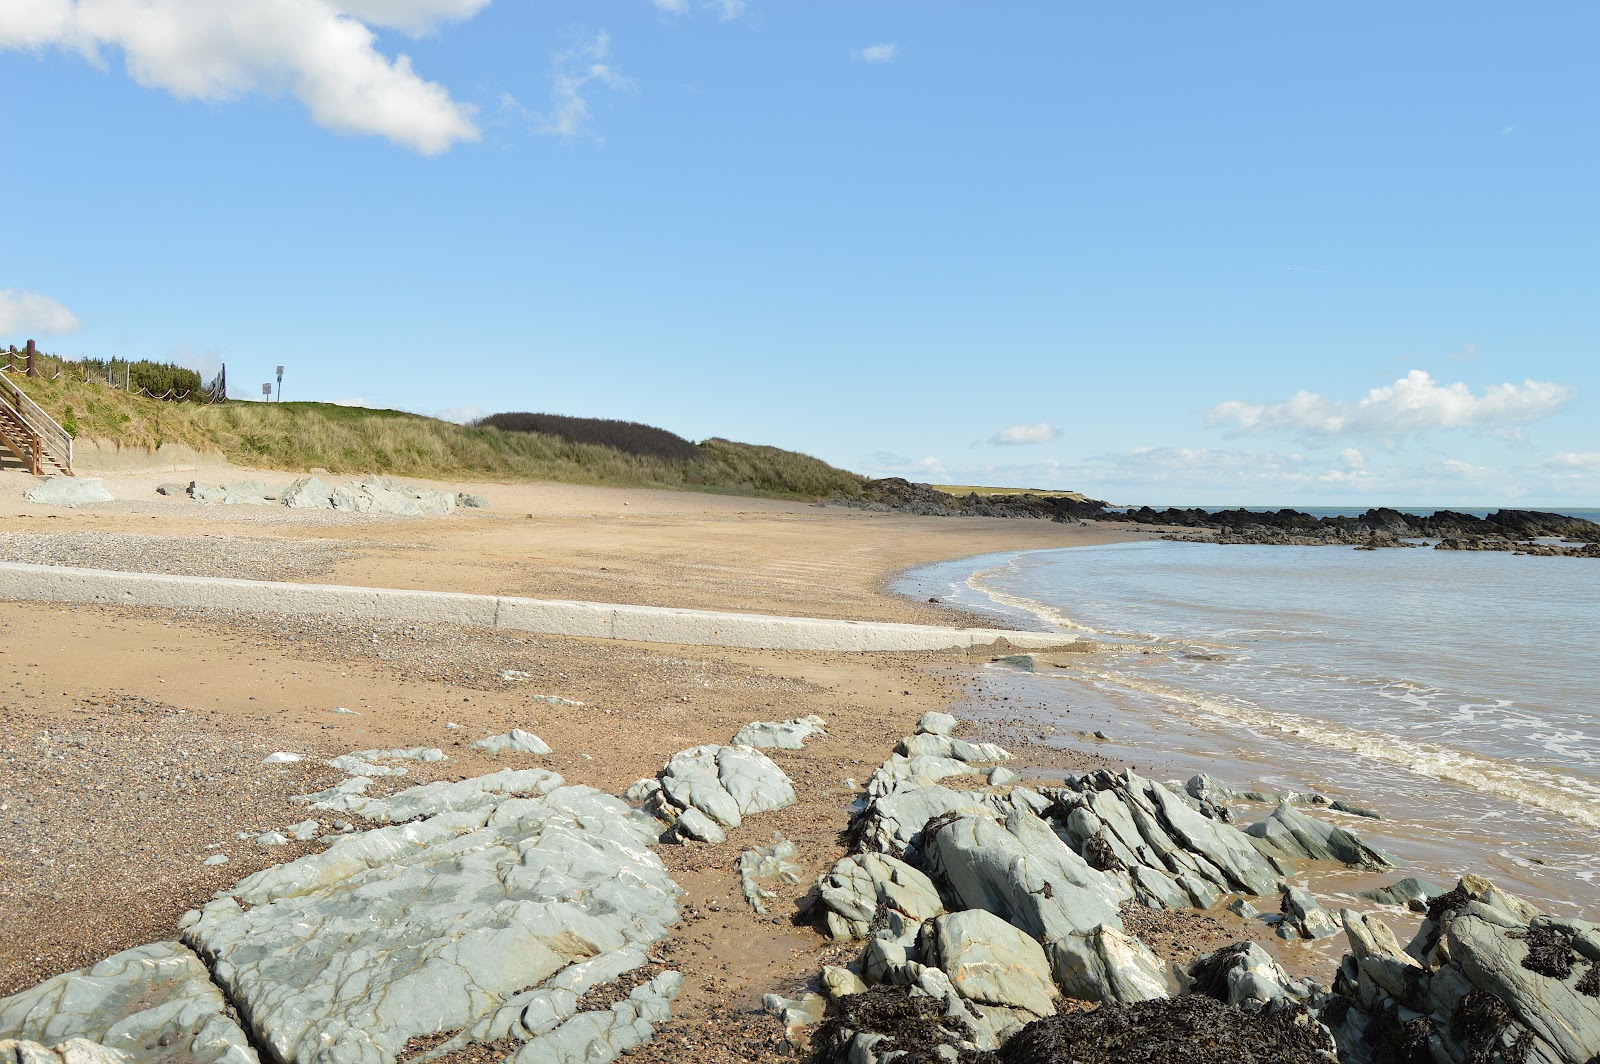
[0,561,1074,654]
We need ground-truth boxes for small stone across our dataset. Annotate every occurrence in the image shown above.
[261,752,303,765]
[202,854,228,866]
[917,712,958,736]
[988,766,1019,787]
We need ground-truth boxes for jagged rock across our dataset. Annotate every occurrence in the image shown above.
[671,806,724,845]
[1228,899,1260,919]
[658,745,795,828]
[815,852,944,941]
[455,493,490,509]
[852,784,1014,861]
[279,478,334,509]
[1278,885,1340,941]
[506,972,682,1064]
[283,821,318,841]
[988,766,1019,787]
[1339,909,1424,1001]
[1051,925,1172,1005]
[325,767,563,823]
[1245,802,1395,870]
[921,910,1057,1019]
[326,747,445,778]
[1330,799,1384,820]
[895,733,1013,764]
[731,716,827,750]
[190,482,275,505]
[1357,876,1441,911]
[0,1041,128,1064]
[821,966,868,999]
[0,942,257,1064]
[182,785,679,1064]
[293,776,373,810]
[762,992,825,1048]
[917,712,958,736]
[155,482,188,497]
[1188,942,1319,1010]
[331,476,455,515]
[865,754,982,797]
[25,478,114,507]
[471,730,552,756]
[738,835,802,913]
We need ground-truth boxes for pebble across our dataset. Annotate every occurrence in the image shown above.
[202,854,229,866]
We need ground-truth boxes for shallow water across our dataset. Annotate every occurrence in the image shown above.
[897,540,1600,916]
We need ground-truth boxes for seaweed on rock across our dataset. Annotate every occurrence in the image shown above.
[1516,923,1577,980]
[1449,989,1528,1064]
[995,996,1336,1064]
[810,985,991,1064]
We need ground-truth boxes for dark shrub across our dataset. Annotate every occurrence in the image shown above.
[476,412,703,463]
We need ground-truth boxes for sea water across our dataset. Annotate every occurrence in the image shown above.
[897,537,1600,914]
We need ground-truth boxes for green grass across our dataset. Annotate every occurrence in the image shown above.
[12,369,867,500]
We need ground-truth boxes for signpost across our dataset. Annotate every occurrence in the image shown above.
[262,383,272,399]
[276,365,284,402]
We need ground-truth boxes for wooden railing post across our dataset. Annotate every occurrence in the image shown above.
[26,340,37,378]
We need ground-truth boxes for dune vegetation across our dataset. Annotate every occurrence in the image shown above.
[8,363,867,500]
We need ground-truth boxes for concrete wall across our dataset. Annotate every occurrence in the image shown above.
[73,439,230,475]
[0,561,1071,654]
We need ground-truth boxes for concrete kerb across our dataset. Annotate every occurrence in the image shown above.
[0,561,1072,654]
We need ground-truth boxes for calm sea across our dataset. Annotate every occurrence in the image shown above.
[897,533,1600,913]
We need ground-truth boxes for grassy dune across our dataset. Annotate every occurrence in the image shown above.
[932,483,1089,501]
[13,371,866,499]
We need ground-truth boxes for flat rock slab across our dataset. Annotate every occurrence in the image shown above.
[0,1040,128,1064]
[0,942,257,1064]
[182,785,680,1064]
[658,745,795,828]
[24,479,113,507]
[328,767,562,823]
[923,909,1057,1019]
[331,477,455,516]
[471,730,551,756]
[731,716,827,750]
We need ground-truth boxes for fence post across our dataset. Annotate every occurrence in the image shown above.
[25,339,37,378]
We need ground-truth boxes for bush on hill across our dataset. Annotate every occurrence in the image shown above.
[475,412,703,463]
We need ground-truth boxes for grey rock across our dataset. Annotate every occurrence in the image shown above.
[331,476,455,516]
[1357,876,1441,911]
[279,478,335,509]
[1050,924,1172,1005]
[292,776,373,811]
[455,493,490,509]
[184,785,680,1064]
[896,733,1012,764]
[658,745,795,828]
[155,483,188,497]
[1339,909,1423,1000]
[1330,799,1384,820]
[255,832,289,848]
[25,478,114,507]
[0,942,256,1064]
[333,767,564,823]
[738,835,801,914]
[821,966,868,999]
[731,715,827,750]
[865,754,981,798]
[191,482,275,506]
[507,971,682,1064]
[917,712,958,736]
[921,910,1057,1018]
[0,1041,128,1064]
[987,766,1019,787]
[1277,885,1340,940]
[853,784,994,858]
[201,855,228,867]
[471,730,552,756]
[261,752,302,765]
[1187,942,1314,1010]
[283,820,319,842]
[762,991,825,1046]
[1245,802,1396,870]
[1227,898,1260,919]
[816,852,944,941]
[671,806,724,845]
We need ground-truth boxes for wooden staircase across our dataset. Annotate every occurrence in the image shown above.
[0,373,73,476]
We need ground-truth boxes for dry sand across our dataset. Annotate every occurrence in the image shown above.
[0,464,1217,1060]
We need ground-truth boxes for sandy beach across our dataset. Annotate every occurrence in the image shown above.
[0,465,1166,1060]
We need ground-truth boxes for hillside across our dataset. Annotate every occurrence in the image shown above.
[9,371,867,500]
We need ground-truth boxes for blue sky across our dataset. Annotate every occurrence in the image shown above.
[2,1,1596,506]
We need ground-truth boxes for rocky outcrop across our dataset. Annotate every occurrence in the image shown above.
[655,744,796,829]
[330,477,455,515]
[738,835,802,914]
[0,943,256,1064]
[815,852,945,942]
[1327,875,1600,1064]
[921,909,1058,1019]
[1277,885,1341,941]
[1245,802,1396,870]
[471,729,552,755]
[731,715,827,750]
[24,478,114,507]
[181,784,679,1064]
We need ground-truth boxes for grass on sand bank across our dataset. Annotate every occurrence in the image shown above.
[14,372,868,500]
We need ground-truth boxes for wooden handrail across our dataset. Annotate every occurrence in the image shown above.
[0,374,73,474]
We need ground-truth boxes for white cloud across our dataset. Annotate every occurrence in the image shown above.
[1208,370,1573,439]
[988,422,1059,446]
[650,0,744,19]
[1546,452,1600,474]
[525,31,628,138]
[436,403,485,424]
[0,0,480,154]
[650,0,689,11]
[334,396,376,408]
[854,42,898,63]
[1340,447,1366,469]
[862,452,950,481]
[0,289,80,337]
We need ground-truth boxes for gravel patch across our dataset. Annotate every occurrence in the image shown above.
[0,531,365,581]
